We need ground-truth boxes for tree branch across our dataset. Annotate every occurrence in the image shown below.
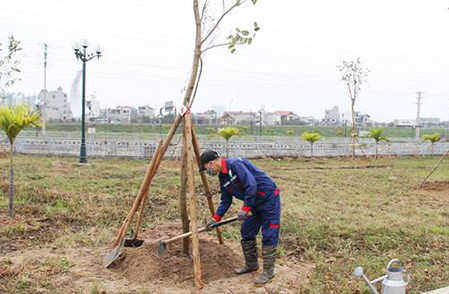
[201,42,231,54]
[200,0,209,23]
[201,0,248,45]
[189,56,204,108]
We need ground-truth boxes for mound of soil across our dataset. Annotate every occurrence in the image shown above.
[419,181,449,191]
[114,235,242,285]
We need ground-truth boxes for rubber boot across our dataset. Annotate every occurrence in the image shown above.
[254,246,276,286]
[234,240,259,274]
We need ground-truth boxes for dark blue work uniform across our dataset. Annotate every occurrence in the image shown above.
[212,158,281,246]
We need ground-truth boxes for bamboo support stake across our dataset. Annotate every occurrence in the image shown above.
[180,124,190,254]
[184,114,202,289]
[133,140,163,239]
[419,150,449,188]
[112,114,184,248]
[112,139,165,248]
[191,126,224,244]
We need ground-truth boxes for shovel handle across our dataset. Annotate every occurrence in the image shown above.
[162,216,238,244]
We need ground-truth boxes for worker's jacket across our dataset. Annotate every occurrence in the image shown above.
[213,157,278,221]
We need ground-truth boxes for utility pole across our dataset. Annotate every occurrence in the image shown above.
[415,91,422,141]
[42,43,48,135]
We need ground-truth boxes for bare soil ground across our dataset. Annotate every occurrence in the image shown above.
[419,180,449,192]
[0,223,312,294]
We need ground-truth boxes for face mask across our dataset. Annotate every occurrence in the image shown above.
[206,168,217,176]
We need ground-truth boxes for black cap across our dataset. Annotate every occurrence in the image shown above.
[200,150,219,171]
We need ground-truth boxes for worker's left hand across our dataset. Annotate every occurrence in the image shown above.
[237,210,250,221]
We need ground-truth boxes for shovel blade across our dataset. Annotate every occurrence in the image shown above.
[157,242,168,257]
[103,245,122,268]
[124,238,144,248]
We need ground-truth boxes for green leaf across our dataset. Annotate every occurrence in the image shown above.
[241,30,250,36]
[254,22,258,27]
[236,28,241,33]
[254,27,260,32]
[231,48,236,54]
[248,38,253,44]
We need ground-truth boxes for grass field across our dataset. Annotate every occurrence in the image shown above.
[0,155,448,293]
[33,122,449,139]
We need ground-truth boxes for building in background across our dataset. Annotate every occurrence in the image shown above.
[220,111,257,125]
[87,92,101,118]
[193,110,217,124]
[137,104,155,119]
[38,87,72,121]
[341,111,371,127]
[106,106,138,124]
[324,106,340,125]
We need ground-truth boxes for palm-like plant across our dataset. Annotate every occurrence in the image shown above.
[216,127,239,157]
[368,128,388,159]
[423,133,441,155]
[0,104,41,217]
[301,132,322,157]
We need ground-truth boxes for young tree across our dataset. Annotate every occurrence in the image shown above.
[0,105,41,217]
[216,127,239,157]
[301,131,322,157]
[423,133,441,155]
[368,128,388,159]
[337,58,369,159]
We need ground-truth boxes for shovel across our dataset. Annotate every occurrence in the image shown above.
[157,216,238,257]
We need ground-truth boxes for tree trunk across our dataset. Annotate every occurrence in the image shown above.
[180,124,190,255]
[310,142,313,158]
[351,99,356,159]
[226,141,229,158]
[8,142,14,218]
[375,141,378,160]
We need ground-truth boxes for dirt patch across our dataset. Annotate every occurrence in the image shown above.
[115,238,241,285]
[419,181,449,191]
[51,161,76,173]
[1,231,312,294]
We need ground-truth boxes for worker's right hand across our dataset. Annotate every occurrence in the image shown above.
[205,218,218,231]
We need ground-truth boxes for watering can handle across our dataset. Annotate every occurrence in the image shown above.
[386,258,402,269]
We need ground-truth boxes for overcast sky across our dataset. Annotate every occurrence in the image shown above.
[1,0,449,122]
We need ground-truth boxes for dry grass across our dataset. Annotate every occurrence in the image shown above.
[0,155,448,293]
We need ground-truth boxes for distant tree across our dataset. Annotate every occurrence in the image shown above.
[301,131,322,157]
[335,129,344,137]
[216,127,239,157]
[205,127,215,134]
[423,133,441,155]
[368,128,388,159]
[0,105,41,217]
[241,126,249,134]
[0,35,22,95]
[286,129,294,135]
[338,58,370,159]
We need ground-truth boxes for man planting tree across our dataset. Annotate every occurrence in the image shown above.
[201,150,281,286]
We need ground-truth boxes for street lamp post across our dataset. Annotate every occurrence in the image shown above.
[73,39,102,164]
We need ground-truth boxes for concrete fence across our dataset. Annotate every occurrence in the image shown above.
[2,136,448,159]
